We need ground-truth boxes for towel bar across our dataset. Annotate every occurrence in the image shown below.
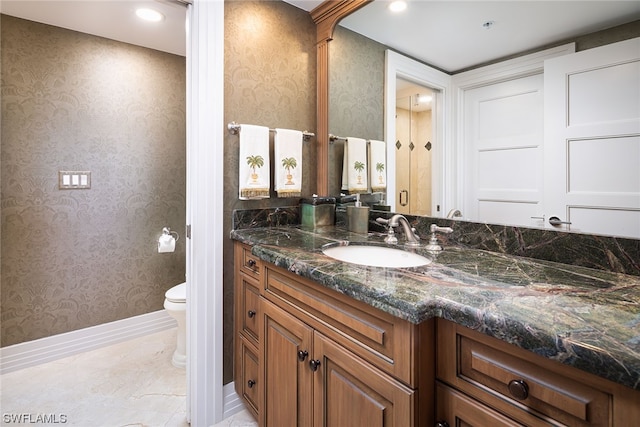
[227,122,314,141]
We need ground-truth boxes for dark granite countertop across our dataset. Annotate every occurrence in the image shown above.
[230,226,640,391]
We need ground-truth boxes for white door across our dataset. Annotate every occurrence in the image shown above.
[544,37,640,238]
[463,74,544,226]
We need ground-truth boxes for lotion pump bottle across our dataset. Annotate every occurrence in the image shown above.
[347,193,370,234]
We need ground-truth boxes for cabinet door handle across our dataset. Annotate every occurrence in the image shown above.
[246,259,256,267]
[247,379,256,388]
[297,350,309,362]
[247,310,256,318]
[508,379,529,400]
[435,422,450,427]
[399,189,409,206]
[309,359,321,372]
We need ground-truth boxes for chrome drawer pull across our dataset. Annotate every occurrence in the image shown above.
[508,379,529,400]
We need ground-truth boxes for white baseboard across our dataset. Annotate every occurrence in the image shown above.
[222,382,246,421]
[0,309,177,375]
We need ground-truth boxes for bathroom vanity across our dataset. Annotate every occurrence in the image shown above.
[232,227,640,426]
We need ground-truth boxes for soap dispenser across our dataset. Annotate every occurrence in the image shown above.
[347,194,370,234]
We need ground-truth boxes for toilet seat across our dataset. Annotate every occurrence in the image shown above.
[165,282,186,303]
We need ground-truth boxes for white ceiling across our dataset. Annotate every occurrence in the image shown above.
[0,0,188,56]
[2,1,638,71]
[287,0,640,73]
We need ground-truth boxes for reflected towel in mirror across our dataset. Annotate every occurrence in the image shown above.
[369,139,386,192]
[341,137,368,193]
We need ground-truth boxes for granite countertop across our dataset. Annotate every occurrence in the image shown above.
[230,226,640,391]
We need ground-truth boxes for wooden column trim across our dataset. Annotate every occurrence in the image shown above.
[311,0,372,196]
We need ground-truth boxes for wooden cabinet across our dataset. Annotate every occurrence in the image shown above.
[234,242,433,426]
[235,242,640,426]
[435,318,640,427]
[234,243,263,421]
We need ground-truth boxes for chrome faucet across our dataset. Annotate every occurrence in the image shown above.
[446,209,462,219]
[376,215,420,246]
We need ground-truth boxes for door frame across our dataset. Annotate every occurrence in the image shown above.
[186,1,225,425]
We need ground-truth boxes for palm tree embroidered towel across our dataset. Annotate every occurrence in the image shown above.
[274,128,303,198]
[341,137,368,193]
[368,139,386,192]
[239,124,270,200]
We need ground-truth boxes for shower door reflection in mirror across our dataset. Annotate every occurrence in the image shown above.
[395,78,437,216]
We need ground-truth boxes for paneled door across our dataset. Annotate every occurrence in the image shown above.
[544,37,640,238]
[462,74,544,226]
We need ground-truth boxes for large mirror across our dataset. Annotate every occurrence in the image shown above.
[326,1,640,238]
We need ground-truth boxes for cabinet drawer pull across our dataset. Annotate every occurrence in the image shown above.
[297,350,309,362]
[435,422,450,427]
[247,310,256,318]
[508,379,529,400]
[246,259,256,268]
[309,359,321,372]
[247,379,256,388]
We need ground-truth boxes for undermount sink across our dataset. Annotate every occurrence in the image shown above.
[322,244,432,268]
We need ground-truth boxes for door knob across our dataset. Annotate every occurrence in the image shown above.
[247,310,256,318]
[247,379,256,388]
[297,350,309,362]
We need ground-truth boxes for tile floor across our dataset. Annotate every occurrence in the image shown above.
[0,328,257,427]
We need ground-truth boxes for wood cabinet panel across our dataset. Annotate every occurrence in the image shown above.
[263,301,313,427]
[436,318,640,426]
[237,242,261,279]
[264,265,417,386]
[236,335,261,420]
[313,332,414,427]
[437,382,523,427]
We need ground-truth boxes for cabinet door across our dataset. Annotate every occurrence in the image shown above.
[312,332,414,427]
[263,301,313,427]
[436,382,523,427]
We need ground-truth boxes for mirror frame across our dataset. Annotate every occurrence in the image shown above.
[311,0,372,195]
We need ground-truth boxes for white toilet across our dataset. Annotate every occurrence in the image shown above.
[164,282,186,368]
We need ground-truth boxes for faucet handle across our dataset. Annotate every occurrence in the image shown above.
[375,217,390,225]
[430,224,453,234]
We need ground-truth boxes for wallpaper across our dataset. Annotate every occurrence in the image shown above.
[222,0,317,383]
[1,15,186,347]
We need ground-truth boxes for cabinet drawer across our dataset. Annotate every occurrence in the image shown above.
[437,320,611,426]
[437,382,523,427]
[237,243,261,279]
[238,274,261,345]
[237,335,261,419]
[264,265,417,386]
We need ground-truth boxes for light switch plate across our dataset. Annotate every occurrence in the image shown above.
[59,171,91,189]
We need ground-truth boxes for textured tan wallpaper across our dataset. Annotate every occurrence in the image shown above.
[1,15,186,347]
[328,26,385,196]
[222,0,317,383]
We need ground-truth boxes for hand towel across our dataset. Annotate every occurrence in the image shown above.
[368,139,386,192]
[239,124,270,200]
[341,137,368,193]
[274,128,303,198]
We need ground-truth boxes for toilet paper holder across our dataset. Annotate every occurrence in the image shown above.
[158,227,180,253]
[162,227,180,241]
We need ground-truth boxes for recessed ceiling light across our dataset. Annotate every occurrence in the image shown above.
[389,1,407,13]
[482,21,495,30]
[136,8,164,22]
